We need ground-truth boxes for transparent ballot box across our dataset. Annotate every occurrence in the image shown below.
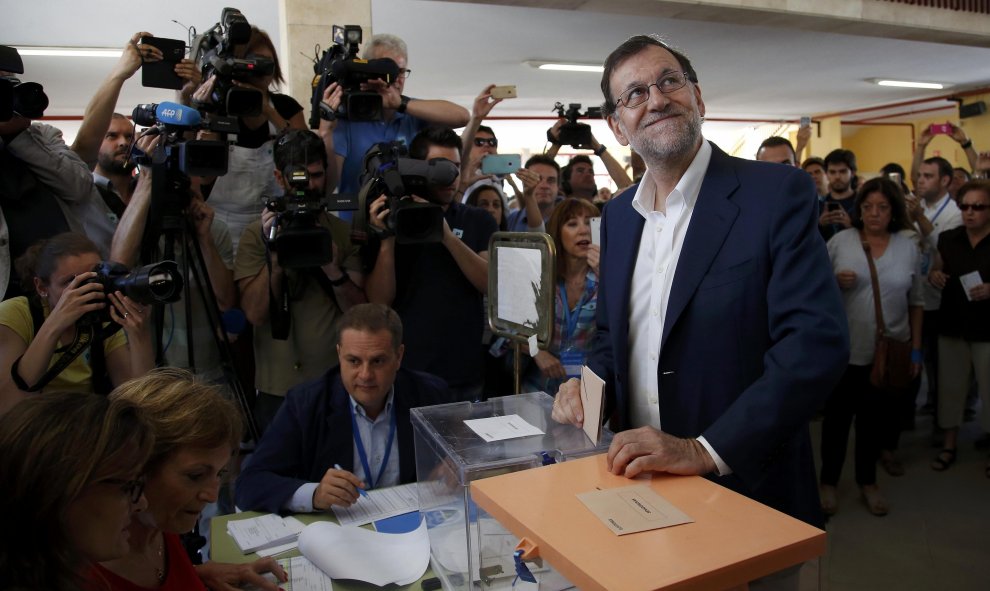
[411,391,611,590]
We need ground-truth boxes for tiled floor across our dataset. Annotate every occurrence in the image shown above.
[800,404,990,591]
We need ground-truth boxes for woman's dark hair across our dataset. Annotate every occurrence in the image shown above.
[851,177,911,233]
[246,26,283,86]
[15,232,101,301]
[546,198,601,280]
[0,392,153,590]
[466,184,508,231]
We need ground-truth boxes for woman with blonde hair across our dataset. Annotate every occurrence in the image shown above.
[94,368,286,591]
[0,392,154,590]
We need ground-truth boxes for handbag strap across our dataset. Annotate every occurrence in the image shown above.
[860,231,888,338]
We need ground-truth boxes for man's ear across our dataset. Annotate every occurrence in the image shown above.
[273,169,284,186]
[606,113,629,147]
[693,83,706,119]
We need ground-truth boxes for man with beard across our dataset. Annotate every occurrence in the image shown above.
[366,126,496,401]
[551,34,848,561]
[90,114,135,216]
[819,149,858,242]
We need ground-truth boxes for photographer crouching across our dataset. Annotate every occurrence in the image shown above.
[235,128,365,432]
[0,233,158,415]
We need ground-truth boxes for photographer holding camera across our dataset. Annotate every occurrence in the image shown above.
[334,34,469,203]
[365,126,496,401]
[546,113,631,200]
[0,233,154,416]
[1,46,118,300]
[235,129,365,432]
[192,25,310,253]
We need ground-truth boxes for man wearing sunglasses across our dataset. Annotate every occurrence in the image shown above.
[551,35,848,554]
[334,34,469,212]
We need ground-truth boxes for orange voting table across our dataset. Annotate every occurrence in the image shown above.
[471,453,825,591]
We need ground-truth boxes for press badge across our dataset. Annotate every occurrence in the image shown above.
[560,349,585,378]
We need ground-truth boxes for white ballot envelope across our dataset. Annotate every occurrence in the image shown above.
[581,365,606,445]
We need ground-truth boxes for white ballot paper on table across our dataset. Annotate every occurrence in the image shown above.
[464,414,545,442]
[298,518,430,586]
[245,556,333,591]
[332,482,420,527]
[960,271,984,301]
[226,514,306,554]
[580,365,606,445]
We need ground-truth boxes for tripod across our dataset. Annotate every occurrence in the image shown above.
[141,164,260,444]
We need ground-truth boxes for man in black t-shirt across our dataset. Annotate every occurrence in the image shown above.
[819,149,859,242]
[366,126,496,401]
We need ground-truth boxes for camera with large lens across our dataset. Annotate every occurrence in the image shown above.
[355,141,459,245]
[265,165,334,269]
[191,7,274,117]
[0,45,49,121]
[550,102,603,149]
[79,261,184,326]
[309,25,399,124]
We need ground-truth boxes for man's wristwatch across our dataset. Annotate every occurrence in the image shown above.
[328,273,349,287]
[397,95,411,114]
[593,145,607,157]
[960,139,973,149]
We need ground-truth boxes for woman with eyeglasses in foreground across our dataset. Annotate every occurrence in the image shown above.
[928,180,990,476]
[93,368,287,591]
[0,392,154,590]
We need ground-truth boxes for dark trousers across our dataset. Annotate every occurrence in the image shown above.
[881,374,920,451]
[820,364,882,486]
[922,310,941,406]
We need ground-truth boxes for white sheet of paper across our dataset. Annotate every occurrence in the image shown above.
[496,246,542,327]
[226,514,306,553]
[464,414,545,442]
[960,271,983,301]
[255,539,297,557]
[331,482,420,527]
[580,365,606,445]
[528,334,539,357]
[299,518,430,586]
[245,556,333,591]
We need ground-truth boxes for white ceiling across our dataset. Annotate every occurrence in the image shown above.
[3,0,989,147]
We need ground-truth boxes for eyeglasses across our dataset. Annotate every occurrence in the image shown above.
[959,203,989,212]
[473,137,498,148]
[398,69,412,80]
[102,478,146,504]
[616,71,691,110]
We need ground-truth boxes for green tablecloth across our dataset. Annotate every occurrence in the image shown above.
[211,511,435,589]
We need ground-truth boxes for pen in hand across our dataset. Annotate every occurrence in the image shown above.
[334,463,369,497]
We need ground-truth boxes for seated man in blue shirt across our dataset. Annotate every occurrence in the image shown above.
[235,303,452,513]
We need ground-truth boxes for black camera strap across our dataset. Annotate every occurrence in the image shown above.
[11,299,120,394]
[267,246,291,341]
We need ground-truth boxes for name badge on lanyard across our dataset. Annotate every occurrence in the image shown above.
[349,403,397,490]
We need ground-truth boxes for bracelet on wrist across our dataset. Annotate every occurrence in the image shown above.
[593,145,607,157]
[960,139,973,149]
[911,349,923,364]
[328,273,349,287]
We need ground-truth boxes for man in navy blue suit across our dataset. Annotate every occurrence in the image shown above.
[552,35,849,531]
[235,303,451,514]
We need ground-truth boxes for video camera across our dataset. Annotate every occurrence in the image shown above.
[550,102,603,149]
[309,25,399,124]
[265,164,334,269]
[191,7,274,117]
[79,261,183,326]
[131,102,232,181]
[0,45,49,121]
[354,141,459,245]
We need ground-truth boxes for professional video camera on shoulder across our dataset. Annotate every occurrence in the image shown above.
[79,261,183,327]
[191,7,274,117]
[131,101,232,182]
[551,102,603,149]
[353,141,459,245]
[309,24,400,124]
[265,129,334,269]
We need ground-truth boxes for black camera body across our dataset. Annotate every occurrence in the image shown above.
[0,45,49,121]
[192,7,272,117]
[265,166,334,269]
[355,141,459,245]
[551,102,603,149]
[80,261,183,326]
[309,25,399,124]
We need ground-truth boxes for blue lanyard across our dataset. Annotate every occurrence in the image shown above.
[930,197,950,224]
[348,401,397,490]
[558,275,594,344]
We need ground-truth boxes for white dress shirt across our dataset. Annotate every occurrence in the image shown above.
[919,193,962,311]
[625,140,730,475]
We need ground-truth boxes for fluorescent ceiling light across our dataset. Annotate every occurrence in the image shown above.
[874,79,945,90]
[526,60,604,73]
[14,47,123,58]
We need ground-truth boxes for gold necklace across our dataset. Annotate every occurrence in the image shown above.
[147,532,165,583]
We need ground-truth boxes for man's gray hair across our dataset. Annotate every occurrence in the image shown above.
[362,34,408,60]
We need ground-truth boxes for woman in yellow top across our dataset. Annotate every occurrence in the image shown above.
[0,232,153,415]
